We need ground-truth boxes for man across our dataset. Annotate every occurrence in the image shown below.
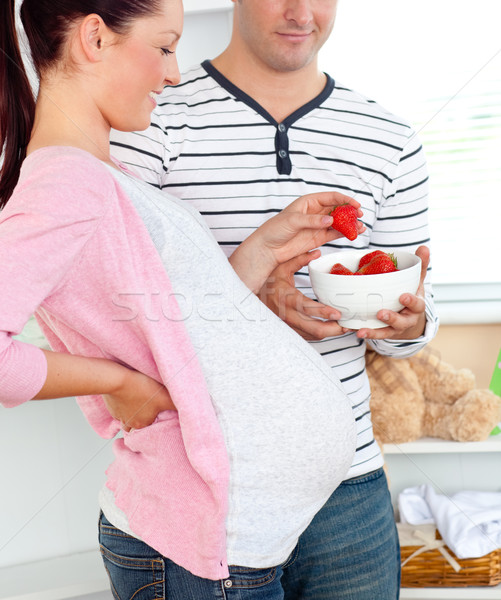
[111,1,439,597]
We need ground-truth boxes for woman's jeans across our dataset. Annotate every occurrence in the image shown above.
[98,467,400,599]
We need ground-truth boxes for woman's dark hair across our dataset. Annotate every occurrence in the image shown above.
[0,0,162,208]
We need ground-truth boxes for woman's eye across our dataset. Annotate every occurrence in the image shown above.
[161,48,174,56]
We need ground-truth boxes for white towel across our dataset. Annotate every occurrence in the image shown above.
[399,485,501,558]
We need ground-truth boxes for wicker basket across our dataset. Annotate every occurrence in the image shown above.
[401,531,501,588]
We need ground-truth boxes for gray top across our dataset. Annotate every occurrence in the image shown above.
[100,167,356,568]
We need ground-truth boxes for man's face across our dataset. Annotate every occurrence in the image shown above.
[233,0,338,73]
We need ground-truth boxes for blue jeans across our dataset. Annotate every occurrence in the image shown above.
[98,467,399,599]
[99,511,295,599]
[281,467,400,599]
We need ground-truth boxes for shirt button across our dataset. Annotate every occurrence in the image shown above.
[279,149,288,158]
[278,123,286,132]
[224,579,233,588]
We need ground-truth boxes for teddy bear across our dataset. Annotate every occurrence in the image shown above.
[366,347,501,446]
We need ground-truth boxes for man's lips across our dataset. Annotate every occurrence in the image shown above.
[277,31,312,42]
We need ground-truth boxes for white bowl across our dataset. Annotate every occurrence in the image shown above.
[308,250,421,329]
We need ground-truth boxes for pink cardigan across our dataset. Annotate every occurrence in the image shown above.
[0,147,230,579]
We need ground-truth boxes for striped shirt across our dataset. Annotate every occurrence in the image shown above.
[110,60,439,479]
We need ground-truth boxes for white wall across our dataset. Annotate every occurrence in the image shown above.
[177,9,233,71]
[0,399,112,569]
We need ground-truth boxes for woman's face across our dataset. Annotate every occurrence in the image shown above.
[102,0,183,132]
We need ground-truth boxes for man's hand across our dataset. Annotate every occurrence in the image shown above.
[355,246,430,341]
[259,250,349,341]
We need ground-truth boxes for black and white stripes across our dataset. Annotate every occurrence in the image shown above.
[110,61,439,478]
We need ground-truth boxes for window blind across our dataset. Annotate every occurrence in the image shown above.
[319,0,501,290]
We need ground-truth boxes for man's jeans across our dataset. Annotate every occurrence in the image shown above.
[98,467,399,599]
[281,467,400,599]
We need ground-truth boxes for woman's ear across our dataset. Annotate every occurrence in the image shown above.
[79,14,110,62]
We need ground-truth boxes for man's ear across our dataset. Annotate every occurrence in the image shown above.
[79,14,110,62]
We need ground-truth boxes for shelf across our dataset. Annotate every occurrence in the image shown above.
[0,550,109,600]
[184,0,231,13]
[384,434,501,455]
[400,584,501,599]
[387,435,501,597]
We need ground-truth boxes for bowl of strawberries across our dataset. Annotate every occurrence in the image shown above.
[308,249,421,329]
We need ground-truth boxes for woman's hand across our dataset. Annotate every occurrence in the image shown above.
[34,350,176,431]
[104,369,176,432]
[230,191,364,292]
[257,191,364,265]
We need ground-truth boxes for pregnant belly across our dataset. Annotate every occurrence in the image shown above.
[226,386,356,502]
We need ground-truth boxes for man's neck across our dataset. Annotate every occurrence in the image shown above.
[211,50,326,123]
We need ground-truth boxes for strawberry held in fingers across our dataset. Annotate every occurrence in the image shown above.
[357,252,398,275]
[330,204,359,241]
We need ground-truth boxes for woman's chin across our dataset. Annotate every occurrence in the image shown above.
[114,116,151,134]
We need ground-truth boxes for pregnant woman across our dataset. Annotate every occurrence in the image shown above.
[0,1,361,597]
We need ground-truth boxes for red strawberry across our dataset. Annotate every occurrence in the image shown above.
[330,204,358,241]
[329,263,354,275]
[356,252,398,275]
[357,250,386,270]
